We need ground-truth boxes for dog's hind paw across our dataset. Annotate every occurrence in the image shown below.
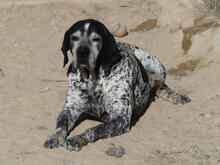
[171,93,191,105]
[156,84,191,105]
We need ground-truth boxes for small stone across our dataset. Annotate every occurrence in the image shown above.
[105,143,125,158]
[53,27,58,31]
[186,71,191,75]
[41,87,49,93]
[204,113,212,119]
[215,146,220,151]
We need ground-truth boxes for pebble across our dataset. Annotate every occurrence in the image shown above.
[215,146,220,151]
[41,87,49,93]
[105,143,125,158]
[204,113,212,119]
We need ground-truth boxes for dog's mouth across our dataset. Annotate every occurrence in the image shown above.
[78,64,88,70]
[78,64,94,72]
[77,64,94,81]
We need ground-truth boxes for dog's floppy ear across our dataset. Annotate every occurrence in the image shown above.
[95,22,122,76]
[61,30,70,68]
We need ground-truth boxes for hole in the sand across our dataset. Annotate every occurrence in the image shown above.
[130,19,158,32]
[167,58,201,76]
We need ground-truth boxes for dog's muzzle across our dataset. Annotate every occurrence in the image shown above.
[77,46,90,69]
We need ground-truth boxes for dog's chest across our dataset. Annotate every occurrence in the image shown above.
[82,78,106,117]
[89,82,104,114]
[68,70,108,118]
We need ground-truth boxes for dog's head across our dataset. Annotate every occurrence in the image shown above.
[61,19,121,77]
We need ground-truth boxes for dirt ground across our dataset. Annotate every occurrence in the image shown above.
[0,0,220,164]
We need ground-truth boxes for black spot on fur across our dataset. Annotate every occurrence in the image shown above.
[67,62,77,76]
[133,55,149,83]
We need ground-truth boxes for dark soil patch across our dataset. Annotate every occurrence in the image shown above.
[167,58,201,76]
[130,19,157,32]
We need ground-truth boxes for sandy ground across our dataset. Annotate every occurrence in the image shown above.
[0,0,220,164]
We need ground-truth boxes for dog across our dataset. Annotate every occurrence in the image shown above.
[44,19,190,151]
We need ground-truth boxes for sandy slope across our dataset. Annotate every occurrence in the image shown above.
[0,0,220,164]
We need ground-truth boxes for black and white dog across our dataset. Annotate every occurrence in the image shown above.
[44,19,190,151]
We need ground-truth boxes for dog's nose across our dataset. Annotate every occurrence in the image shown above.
[77,46,90,58]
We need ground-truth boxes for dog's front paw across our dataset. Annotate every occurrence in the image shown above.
[44,133,66,149]
[64,135,88,151]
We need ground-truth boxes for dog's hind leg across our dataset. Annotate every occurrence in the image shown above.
[117,42,166,88]
[156,84,191,105]
[133,48,191,105]
[119,42,191,105]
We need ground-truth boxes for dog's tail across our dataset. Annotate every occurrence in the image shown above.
[156,84,191,105]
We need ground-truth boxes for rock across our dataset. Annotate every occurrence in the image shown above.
[204,113,212,119]
[105,143,125,158]
[215,146,220,151]
[41,87,49,93]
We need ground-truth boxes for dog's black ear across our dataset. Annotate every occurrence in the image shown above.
[61,30,70,68]
[95,22,122,76]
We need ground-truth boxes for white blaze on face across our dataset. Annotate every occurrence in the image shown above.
[84,23,90,33]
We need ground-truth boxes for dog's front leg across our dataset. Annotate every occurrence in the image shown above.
[43,107,84,149]
[65,115,130,151]
[65,87,132,151]
[44,83,88,149]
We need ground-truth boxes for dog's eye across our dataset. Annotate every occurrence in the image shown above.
[92,38,101,42]
[71,36,79,41]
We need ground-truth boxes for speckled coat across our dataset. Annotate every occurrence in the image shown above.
[44,19,190,151]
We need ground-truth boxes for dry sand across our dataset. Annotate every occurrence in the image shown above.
[0,0,220,164]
